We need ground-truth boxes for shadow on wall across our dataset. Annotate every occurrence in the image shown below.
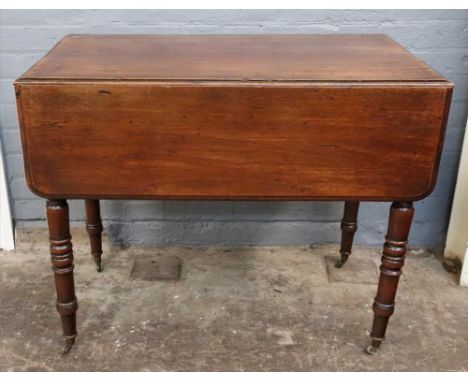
[97,200,397,248]
[99,199,446,254]
[102,200,345,246]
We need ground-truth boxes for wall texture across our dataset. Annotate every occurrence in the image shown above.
[1,10,467,251]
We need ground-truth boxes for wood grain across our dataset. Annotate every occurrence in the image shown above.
[15,81,452,201]
[85,199,103,272]
[19,34,445,82]
[369,201,414,352]
[46,199,77,352]
[336,201,360,268]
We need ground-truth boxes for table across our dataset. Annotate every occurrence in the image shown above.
[14,34,453,355]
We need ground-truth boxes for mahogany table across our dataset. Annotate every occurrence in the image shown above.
[14,34,453,355]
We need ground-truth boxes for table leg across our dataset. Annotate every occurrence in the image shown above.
[335,201,360,268]
[46,199,78,354]
[85,199,103,272]
[366,201,414,354]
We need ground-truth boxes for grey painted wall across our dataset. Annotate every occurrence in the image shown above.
[1,10,467,251]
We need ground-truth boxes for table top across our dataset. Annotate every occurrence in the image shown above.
[16,34,452,201]
[19,34,446,83]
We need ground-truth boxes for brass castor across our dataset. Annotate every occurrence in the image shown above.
[334,255,349,268]
[365,345,378,354]
[96,262,103,273]
[93,255,103,272]
[62,337,75,356]
[365,339,382,355]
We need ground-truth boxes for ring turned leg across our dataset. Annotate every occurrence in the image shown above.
[85,200,103,272]
[46,199,78,354]
[366,201,414,354]
[335,201,360,268]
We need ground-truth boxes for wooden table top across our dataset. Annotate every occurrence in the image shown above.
[15,34,452,201]
[19,34,446,83]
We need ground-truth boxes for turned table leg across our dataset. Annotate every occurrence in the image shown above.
[367,201,414,354]
[85,199,103,272]
[46,199,78,354]
[335,201,360,268]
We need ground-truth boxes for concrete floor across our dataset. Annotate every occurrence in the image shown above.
[1,228,467,371]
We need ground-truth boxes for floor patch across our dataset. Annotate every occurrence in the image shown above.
[130,254,183,281]
[325,253,379,284]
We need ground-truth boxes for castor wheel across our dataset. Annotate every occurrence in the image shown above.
[94,257,103,272]
[365,345,378,354]
[334,259,345,268]
[62,337,75,356]
[96,262,103,273]
[365,339,381,355]
[334,255,348,268]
